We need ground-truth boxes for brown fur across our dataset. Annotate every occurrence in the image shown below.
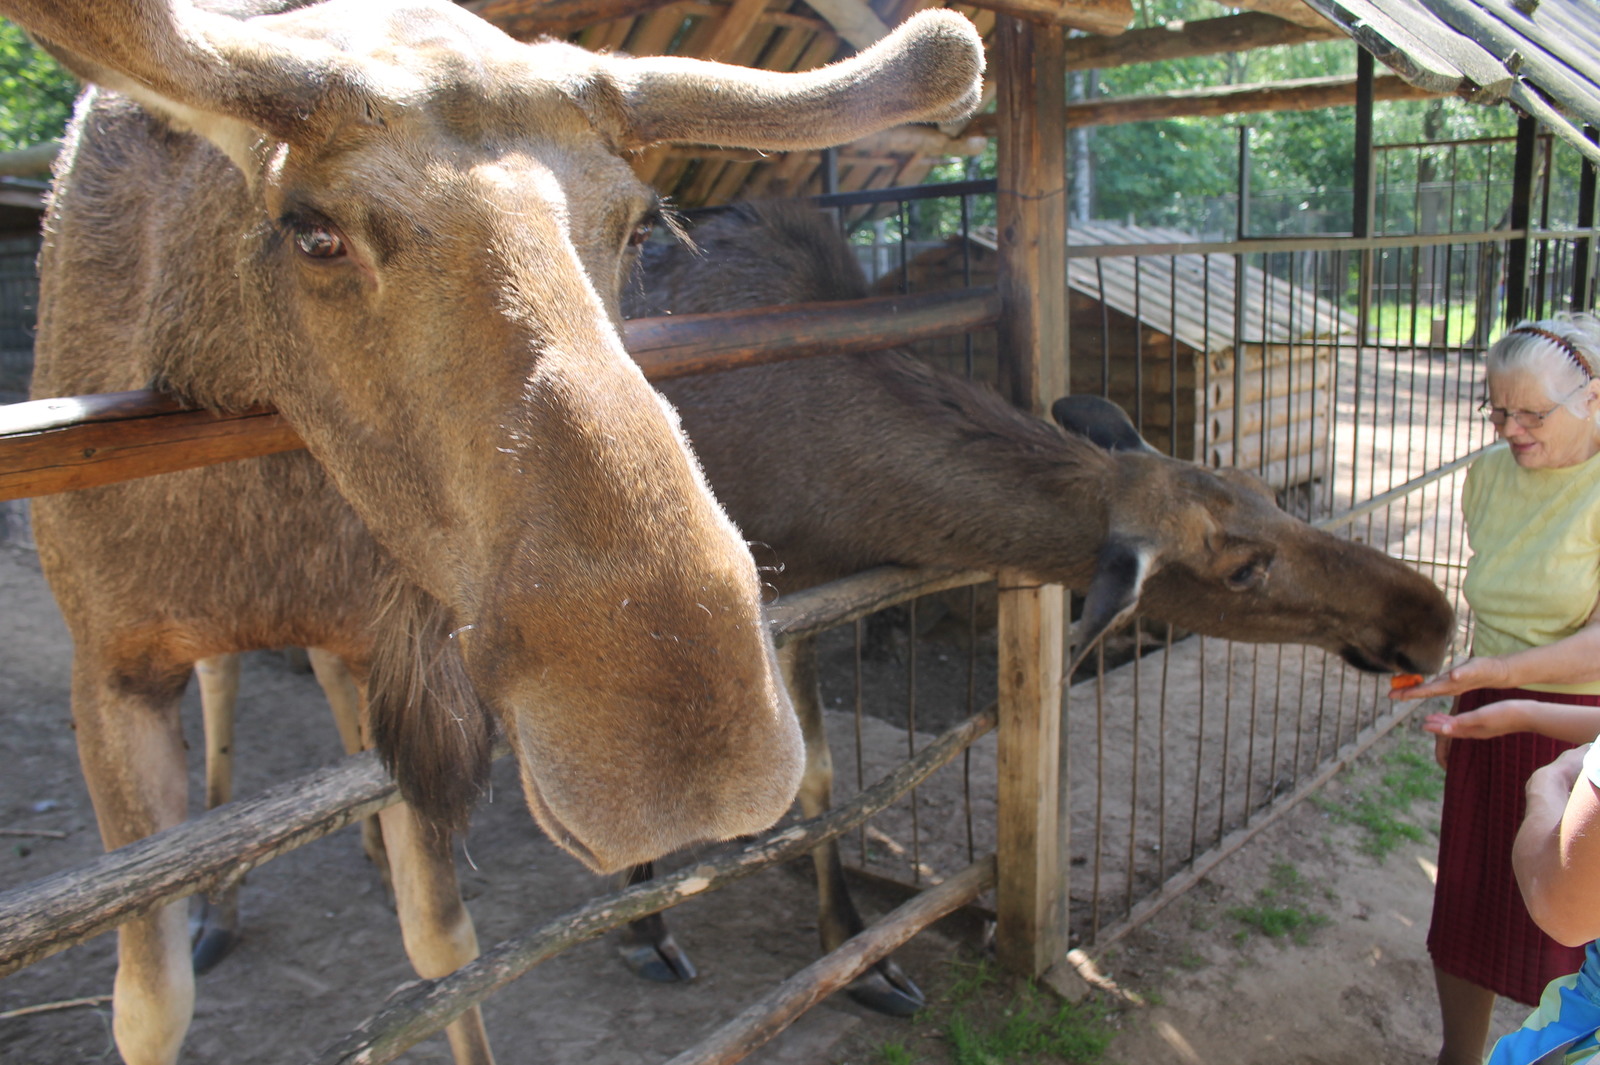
[612,201,1458,1015]
[634,201,1456,672]
[13,4,983,1062]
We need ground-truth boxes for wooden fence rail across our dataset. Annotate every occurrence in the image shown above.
[0,289,1001,502]
[314,704,998,1065]
[662,857,997,1065]
[0,748,396,979]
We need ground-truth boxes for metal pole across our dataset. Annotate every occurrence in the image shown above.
[1574,127,1597,311]
[1505,115,1538,325]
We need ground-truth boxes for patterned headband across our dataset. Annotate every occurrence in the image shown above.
[1511,325,1595,380]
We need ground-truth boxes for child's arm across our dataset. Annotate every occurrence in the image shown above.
[1514,744,1600,946]
[1422,700,1600,746]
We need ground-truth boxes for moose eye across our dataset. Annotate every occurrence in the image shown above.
[292,221,346,260]
[627,216,655,248]
[1226,558,1267,590]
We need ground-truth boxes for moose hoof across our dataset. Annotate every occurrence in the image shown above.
[619,933,698,983]
[189,899,240,975]
[845,959,925,1017]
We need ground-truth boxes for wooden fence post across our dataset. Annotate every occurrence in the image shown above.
[993,14,1069,977]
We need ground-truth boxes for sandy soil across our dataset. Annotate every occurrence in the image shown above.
[0,533,1534,1065]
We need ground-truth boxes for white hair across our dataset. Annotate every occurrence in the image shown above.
[1486,312,1600,418]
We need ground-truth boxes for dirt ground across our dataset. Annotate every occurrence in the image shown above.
[0,533,1534,1065]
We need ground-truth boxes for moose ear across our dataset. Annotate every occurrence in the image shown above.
[1051,395,1157,454]
[1067,536,1155,675]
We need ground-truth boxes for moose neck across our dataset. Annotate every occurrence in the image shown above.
[666,350,1116,594]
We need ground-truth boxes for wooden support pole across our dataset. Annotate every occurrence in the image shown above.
[993,15,1068,979]
[661,858,997,1065]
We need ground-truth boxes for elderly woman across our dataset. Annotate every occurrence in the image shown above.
[1392,313,1600,1065]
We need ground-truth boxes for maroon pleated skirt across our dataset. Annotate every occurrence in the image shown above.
[1427,686,1595,1006]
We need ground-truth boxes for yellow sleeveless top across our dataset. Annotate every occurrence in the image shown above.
[1462,443,1600,695]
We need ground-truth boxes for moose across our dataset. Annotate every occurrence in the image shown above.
[11,1,983,1062]
[613,200,1458,1014]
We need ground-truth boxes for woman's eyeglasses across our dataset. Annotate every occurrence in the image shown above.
[1477,398,1564,429]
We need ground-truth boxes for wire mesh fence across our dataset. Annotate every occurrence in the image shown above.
[799,124,1596,950]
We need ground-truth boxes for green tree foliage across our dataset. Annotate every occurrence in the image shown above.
[0,19,77,152]
[900,0,1525,240]
[1085,15,1518,235]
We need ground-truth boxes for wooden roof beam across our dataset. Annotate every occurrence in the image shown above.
[1220,0,1335,30]
[1064,11,1341,71]
[966,0,1132,36]
[463,0,681,37]
[966,71,1443,131]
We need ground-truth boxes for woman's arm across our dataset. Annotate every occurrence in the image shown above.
[1392,620,1600,702]
[1513,745,1600,946]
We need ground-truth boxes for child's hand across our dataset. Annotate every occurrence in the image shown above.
[1422,700,1531,741]
[1526,745,1590,806]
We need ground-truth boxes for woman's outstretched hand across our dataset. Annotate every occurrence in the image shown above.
[1387,656,1511,702]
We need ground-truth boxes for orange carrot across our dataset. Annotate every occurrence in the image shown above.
[1390,673,1425,690]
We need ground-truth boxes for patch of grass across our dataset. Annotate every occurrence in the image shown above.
[1227,904,1330,944]
[1176,949,1207,972]
[875,1042,916,1065]
[942,957,1000,1009]
[944,984,1116,1065]
[1227,861,1330,945]
[1313,734,1445,859]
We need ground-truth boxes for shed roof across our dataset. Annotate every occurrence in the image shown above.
[1302,0,1600,165]
[955,220,1358,353]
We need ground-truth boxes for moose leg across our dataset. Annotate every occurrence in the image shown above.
[378,800,495,1065]
[782,637,926,1017]
[192,653,243,973]
[71,656,196,1065]
[306,648,390,883]
[614,861,698,982]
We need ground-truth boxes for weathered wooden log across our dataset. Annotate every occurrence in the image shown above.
[1208,415,1328,468]
[1221,0,1334,29]
[1209,356,1329,409]
[661,857,997,1065]
[967,73,1442,134]
[0,751,398,979]
[1063,11,1339,72]
[769,565,989,645]
[0,289,1001,502]
[1208,386,1328,440]
[0,404,303,501]
[993,16,1069,981]
[463,0,679,36]
[801,0,891,49]
[974,0,1132,36]
[0,139,60,177]
[312,704,999,1065]
[626,287,1001,380]
[1064,73,1444,127]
